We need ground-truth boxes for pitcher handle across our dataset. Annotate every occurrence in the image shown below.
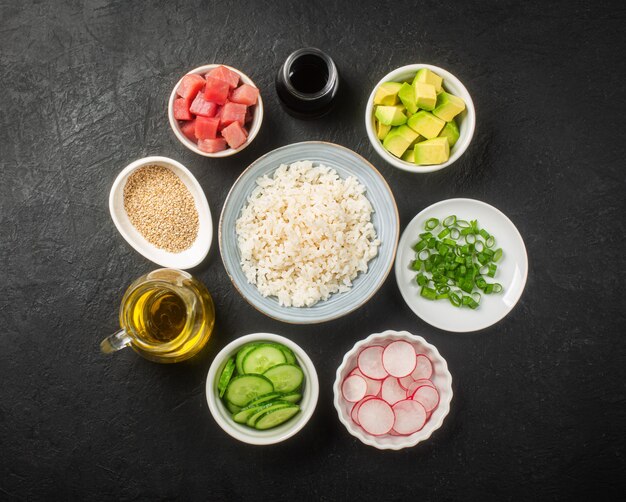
[100,329,132,354]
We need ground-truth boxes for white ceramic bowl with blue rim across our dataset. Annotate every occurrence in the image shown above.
[219,141,399,324]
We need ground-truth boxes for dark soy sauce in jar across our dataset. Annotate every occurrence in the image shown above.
[276,48,339,119]
[288,54,329,94]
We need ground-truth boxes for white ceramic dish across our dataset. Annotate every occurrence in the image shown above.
[168,64,264,157]
[395,198,528,332]
[333,330,452,450]
[109,156,212,269]
[364,64,475,173]
[206,333,319,445]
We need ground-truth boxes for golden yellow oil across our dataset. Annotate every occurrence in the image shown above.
[121,277,215,363]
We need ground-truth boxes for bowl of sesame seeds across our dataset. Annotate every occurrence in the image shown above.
[109,156,212,269]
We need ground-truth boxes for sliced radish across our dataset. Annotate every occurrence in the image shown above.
[389,429,404,436]
[392,400,427,435]
[342,375,367,403]
[351,396,376,425]
[358,398,395,436]
[412,354,434,380]
[382,340,417,378]
[381,377,407,405]
[405,379,436,398]
[357,346,388,380]
[412,385,440,412]
[350,368,383,396]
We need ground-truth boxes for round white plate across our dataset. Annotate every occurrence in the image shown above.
[395,198,528,332]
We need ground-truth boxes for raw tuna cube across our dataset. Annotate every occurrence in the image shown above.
[204,76,230,105]
[195,116,220,140]
[189,93,218,117]
[221,121,248,149]
[177,74,205,101]
[173,98,193,120]
[206,66,239,88]
[198,138,227,153]
[220,102,247,127]
[230,84,259,106]
[180,119,197,140]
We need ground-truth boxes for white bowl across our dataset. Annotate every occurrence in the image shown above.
[395,198,528,332]
[333,330,452,450]
[168,64,264,157]
[206,333,319,445]
[109,156,212,269]
[365,64,475,173]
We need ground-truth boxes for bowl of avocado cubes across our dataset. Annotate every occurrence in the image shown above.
[365,64,475,173]
[206,333,319,445]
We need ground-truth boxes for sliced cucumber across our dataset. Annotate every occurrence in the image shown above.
[266,343,297,364]
[242,345,286,374]
[255,405,301,430]
[225,401,242,414]
[280,391,302,403]
[244,392,283,408]
[232,401,276,424]
[224,374,274,407]
[235,342,261,374]
[217,357,236,398]
[246,401,292,427]
[263,364,304,393]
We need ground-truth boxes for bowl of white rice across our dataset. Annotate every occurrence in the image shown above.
[219,141,399,324]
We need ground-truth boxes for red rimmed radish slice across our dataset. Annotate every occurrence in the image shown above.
[342,375,367,403]
[392,399,427,435]
[351,396,376,426]
[412,385,440,412]
[358,398,395,436]
[382,340,417,378]
[350,368,382,396]
[381,377,407,405]
[357,346,388,380]
[413,354,434,380]
[405,379,436,398]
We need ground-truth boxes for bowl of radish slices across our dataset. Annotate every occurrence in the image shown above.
[333,330,453,450]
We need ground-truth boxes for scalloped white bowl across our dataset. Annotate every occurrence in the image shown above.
[333,330,453,450]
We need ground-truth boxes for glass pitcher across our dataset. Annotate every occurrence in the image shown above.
[101,269,215,363]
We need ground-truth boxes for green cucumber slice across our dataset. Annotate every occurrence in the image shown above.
[225,401,242,414]
[224,374,274,407]
[280,391,302,403]
[266,343,297,364]
[217,357,236,398]
[242,345,286,374]
[246,401,292,427]
[244,392,282,408]
[254,405,301,430]
[235,342,261,374]
[263,364,304,393]
[232,401,277,424]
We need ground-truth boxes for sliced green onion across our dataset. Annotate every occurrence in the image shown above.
[449,228,460,240]
[487,263,497,278]
[475,275,487,289]
[460,227,473,236]
[419,232,432,239]
[418,249,430,261]
[479,229,490,240]
[411,260,422,271]
[420,286,437,300]
[484,283,494,294]
[486,236,495,248]
[474,240,484,253]
[449,292,462,307]
[443,238,456,247]
[493,283,503,293]
[456,219,470,228]
[436,293,449,300]
[413,240,427,252]
[416,273,428,286]
[437,227,450,239]
[493,248,503,262]
[471,291,481,304]
[425,218,439,230]
[465,233,476,244]
[428,238,437,249]
[443,215,457,227]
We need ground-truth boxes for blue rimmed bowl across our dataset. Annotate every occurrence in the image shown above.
[219,141,399,324]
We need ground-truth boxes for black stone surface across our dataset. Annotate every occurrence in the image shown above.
[1,1,625,500]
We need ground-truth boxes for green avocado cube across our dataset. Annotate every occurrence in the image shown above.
[375,105,407,126]
[439,120,460,147]
[432,92,466,122]
[393,125,420,144]
[382,131,411,158]
[414,137,450,165]
[407,111,445,139]
[374,82,402,106]
[398,82,418,115]
[413,82,437,111]
[401,148,415,163]
[376,120,391,140]
[413,68,443,93]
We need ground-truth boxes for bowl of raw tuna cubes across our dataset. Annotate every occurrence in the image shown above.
[168,64,263,157]
[333,329,453,450]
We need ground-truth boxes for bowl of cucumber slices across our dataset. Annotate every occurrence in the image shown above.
[206,333,319,445]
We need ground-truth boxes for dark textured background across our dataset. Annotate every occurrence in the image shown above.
[1,0,625,500]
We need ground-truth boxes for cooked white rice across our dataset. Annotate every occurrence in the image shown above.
[235,161,380,307]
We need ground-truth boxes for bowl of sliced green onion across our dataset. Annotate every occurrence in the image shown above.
[394,198,528,332]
